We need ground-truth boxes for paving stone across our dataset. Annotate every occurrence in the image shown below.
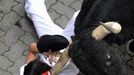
[55,15,69,28]
[0,6,3,14]
[52,2,75,19]
[12,3,26,17]
[0,0,17,21]
[0,14,2,20]
[70,0,82,11]
[48,8,60,23]
[14,0,25,4]
[59,0,75,6]
[19,18,36,34]
[0,11,21,32]
[0,10,3,20]
[20,32,38,45]
[0,55,12,70]
[0,69,11,75]
[46,0,56,10]
[79,0,83,2]
[0,0,16,14]
[0,25,24,47]
[0,42,9,54]
[23,49,28,56]
[4,41,28,61]
[8,56,26,75]
[0,30,5,37]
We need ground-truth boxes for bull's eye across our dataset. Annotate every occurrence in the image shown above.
[106,53,111,60]
[106,54,112,66]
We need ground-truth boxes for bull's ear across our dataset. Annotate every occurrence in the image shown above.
[128,39,134,53]
[92,22,122,40]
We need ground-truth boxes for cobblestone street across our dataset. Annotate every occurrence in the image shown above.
[0,0,134,75]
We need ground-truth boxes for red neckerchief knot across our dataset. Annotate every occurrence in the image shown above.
[41,71,49,75]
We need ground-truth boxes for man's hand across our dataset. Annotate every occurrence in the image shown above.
[44,50,60,64]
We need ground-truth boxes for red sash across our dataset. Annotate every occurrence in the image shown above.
[41,71,49,75]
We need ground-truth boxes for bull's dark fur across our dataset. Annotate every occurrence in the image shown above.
[69,0,134,75]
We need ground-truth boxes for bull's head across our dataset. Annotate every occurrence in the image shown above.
[50,21,123,75]
[84,22,126,75]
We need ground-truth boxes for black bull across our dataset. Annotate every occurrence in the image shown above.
[68,0,134,75]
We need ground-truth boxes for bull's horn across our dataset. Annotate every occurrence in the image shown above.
[100,22,122,34]
[92,21,122,40]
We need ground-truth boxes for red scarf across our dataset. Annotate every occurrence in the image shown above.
[41,71,49,75]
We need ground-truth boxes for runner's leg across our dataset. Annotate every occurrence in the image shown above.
[25,0,64,37]
[61,10,80,43]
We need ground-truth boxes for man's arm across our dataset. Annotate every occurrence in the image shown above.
[25,42,60,64]
[25,43,38,64]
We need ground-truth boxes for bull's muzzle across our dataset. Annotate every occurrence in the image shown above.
[92,22,122,40]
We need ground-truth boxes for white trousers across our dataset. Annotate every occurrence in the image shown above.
[25,0,80,43]
[22,0,80,75]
